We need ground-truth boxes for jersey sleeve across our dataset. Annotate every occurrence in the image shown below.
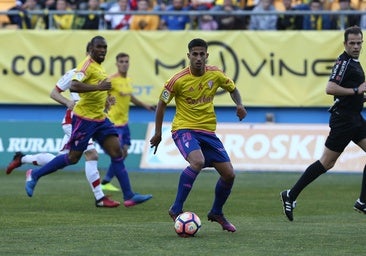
[159,81,175,104]
[56,69,75,91]
[219,72,236,92]
[329,55,346,85]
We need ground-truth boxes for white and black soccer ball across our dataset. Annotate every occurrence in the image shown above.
[174,211,201,238]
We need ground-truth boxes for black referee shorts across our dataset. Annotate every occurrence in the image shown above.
[325,112,366,153]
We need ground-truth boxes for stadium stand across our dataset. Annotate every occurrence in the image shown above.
[0,0,16,28]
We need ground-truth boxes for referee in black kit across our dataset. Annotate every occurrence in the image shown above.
[280,25,366,221]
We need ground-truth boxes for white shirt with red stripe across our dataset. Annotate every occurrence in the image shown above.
[54,68,80,125]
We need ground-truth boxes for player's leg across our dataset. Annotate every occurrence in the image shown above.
[25,116,92,197]
[169,150,203,220]
[168,130,203,220]
[354,137,366,214]
[97,121,152,207]
[280,147,340,221]
[25,150,83,197]
[208,161,236,232]
[101,126,129,192]
[83,146,120,208]
[281,120,351,221]
[6,152,56,174]
[198,133,236,232]
[22,153,56,166]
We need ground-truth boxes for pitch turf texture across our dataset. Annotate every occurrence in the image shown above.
[1,170,365,256]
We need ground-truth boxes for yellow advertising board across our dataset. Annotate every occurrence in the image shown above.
[0,30,359,106]
[142,122,365,172]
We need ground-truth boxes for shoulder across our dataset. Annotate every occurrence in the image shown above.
[109,73,120,80]
[205,65,225,76]
[206,65,222,72]
[171,67,191,81]
[78,57,95,72]
[166,67,190,89]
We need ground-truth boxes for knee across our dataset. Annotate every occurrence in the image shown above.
[84,150,99,161]
[190,159,205,171]
[68,153,82,165]
[223,172,235,183]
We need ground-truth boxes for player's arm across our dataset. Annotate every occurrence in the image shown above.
[229,88,247,121]
[149,100,167,154]
[50,87,75,110]
[70,79,111,92]
[130,95,156,111]
[326,81,366,96]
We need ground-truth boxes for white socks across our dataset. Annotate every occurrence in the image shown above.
[85,160,104,201]
[22,153,56,166]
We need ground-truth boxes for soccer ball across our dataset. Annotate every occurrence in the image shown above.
[174,211,201,238]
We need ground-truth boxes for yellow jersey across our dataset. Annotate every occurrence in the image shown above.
[160,65,236,132]
[107,73,133,126]
[72,56,108,121]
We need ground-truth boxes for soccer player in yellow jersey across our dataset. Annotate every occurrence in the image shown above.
[25,36,152,207]
[101,52,155,191]
[150,38,247,232]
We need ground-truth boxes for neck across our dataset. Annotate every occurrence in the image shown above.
[190,66,205,76]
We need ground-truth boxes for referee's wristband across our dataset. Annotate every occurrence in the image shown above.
[353,87,358,95]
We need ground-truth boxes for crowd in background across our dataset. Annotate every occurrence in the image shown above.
[2,0,366,30]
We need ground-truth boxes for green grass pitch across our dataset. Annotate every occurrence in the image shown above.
[1,170,365,256]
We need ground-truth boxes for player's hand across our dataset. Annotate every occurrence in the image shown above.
[150,134,162,154]
[97,79,112,91]
[236,105,247,121]
[359,82,366,94]
[148,105,157,112]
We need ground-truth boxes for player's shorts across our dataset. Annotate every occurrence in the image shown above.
[325,112,366,152]
[65,115,118,152]
[114,124,131,147]
[172,129,230,168]
[59,123,95,153]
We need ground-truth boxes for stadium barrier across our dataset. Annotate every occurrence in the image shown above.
[1,9,365,30]
[0,121,363,172]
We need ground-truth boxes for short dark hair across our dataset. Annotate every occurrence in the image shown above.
[90,35,106,46]
[344,26,363,42]
[86,42,91,53]
[116,52,129,60]
[188,38,208,51]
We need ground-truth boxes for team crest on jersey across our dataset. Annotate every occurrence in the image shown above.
[207,80,213,89]
[161,89,170,102]
[74,72,85,81]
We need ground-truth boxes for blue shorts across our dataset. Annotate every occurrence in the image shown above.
[115,124,131,147]
[67,115,118,152]
[172,129,230,168]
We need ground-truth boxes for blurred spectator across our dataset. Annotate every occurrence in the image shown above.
[199,14,218,30]
[185,0,214,30]
[331,0,360,30]
[104,0,131,30]
[52,0,74,29]
[73,0,101,29]
[153,0,172,11]
[38,0,56,9]
[211,0,246,30]
[361,15,366,30]
[159,0,190,30]
[129,0,160,30]
[276,0,303,30]
[302,0,332,30]
[249,0,278,30]
[36,0,56,29]
[23,0,50,29]
[7,0,32,29]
